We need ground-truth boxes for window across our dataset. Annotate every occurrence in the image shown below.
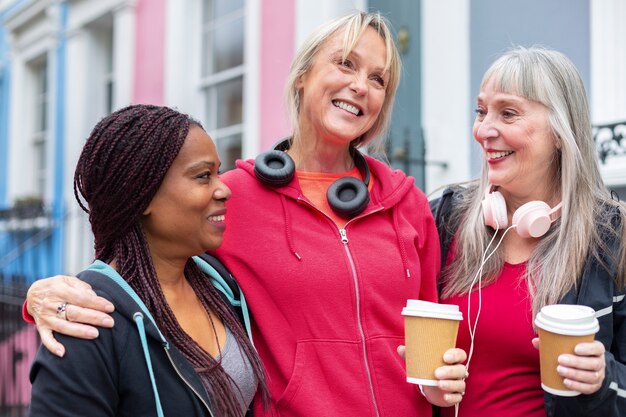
[31,60,48,197]
[201,0,245,170]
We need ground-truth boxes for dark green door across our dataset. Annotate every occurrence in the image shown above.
[368,0,424,188]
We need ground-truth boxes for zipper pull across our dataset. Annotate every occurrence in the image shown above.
[339,228,348,244]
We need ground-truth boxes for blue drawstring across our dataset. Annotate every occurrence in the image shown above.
[133,312,164,417]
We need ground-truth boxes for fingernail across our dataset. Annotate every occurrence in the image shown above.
[558,355,571,365]
[556,365,566,374]
[443,352,454,362]
[104,304,115,313]
[102,317,114,327]
[56,348,65,357]
[87,329,99,338]
[563,378,572,386]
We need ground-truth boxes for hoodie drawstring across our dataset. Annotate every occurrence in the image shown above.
[133,312,165,417]
[280,194,302,260]
[392,207,411,278]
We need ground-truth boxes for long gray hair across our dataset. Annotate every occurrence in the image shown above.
[283,11,401,155]
[441,46,626,317]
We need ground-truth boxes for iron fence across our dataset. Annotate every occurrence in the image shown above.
[593,120,626,164]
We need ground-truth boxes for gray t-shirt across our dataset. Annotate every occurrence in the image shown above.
[218,326,258,414]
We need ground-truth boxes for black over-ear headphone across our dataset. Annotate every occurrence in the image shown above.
[254,139,371,219]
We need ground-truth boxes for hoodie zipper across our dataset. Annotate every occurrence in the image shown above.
[164,347,215,417]
[339,227,381,417]
[297,197,383,415]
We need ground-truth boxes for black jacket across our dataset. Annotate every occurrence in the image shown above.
[29,256,250,417]
[431,187,626,417]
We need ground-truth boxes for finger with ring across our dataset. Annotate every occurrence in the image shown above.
[57,302,69,320]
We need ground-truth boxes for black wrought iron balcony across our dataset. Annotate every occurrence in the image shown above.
[593,121,626,164]
[0,197,52,232]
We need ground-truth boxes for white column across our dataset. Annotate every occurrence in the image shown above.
[6,49,28,203]
[164,0,202,115]
[591,0,626,124]
[243,0,260,158]
[591,0,626,188]
[64,28,94,273]
[112,2,135,109]
[421,0,472,193]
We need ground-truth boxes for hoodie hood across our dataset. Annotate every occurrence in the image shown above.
[235,155,416,213]
[232,155,420,277]
[77,262,215,416]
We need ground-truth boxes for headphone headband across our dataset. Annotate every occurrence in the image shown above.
[271,138,370,186]
[483,185,562,238]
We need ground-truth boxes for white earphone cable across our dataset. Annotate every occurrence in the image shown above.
[466,222,514,371]
[455,221,515,417]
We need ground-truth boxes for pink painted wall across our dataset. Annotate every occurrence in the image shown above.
[260,0,295,150]
[0,326,38,406]
[133,0,165,104]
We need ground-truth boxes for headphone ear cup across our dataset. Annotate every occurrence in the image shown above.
[327,177,370,219]
[512,201,552,238]
[254,150,295,187]
[482,191,508,230]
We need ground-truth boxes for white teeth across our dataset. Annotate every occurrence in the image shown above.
[487,151,514,160]
[208,215,225,222]
[333,100,360,116]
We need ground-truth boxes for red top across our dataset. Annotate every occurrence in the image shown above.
[440,262,545,417]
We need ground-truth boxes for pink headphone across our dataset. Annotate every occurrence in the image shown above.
[482,186,562,238]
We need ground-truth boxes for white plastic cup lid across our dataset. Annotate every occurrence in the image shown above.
[534,304,599,336]
[401,299,463,321]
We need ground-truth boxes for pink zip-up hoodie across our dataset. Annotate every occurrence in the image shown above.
[214,155,440,417]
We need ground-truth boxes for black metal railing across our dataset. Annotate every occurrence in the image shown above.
[593,121,626,164]
[0,200,54,416]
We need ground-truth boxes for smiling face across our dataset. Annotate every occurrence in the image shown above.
[295,26,388,148]
[473,79,560,201]
[142,125,231,257]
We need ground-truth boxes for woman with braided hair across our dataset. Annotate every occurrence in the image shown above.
[28,104,267,417]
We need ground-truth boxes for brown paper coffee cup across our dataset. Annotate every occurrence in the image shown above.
[402,300,462,386]
[535,305,599,396]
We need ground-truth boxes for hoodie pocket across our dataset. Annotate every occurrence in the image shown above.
[274,339,374,417]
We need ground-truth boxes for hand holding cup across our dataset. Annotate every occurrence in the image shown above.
[532,338,606,395]
[400,300,467,406]
[534,304,600,396]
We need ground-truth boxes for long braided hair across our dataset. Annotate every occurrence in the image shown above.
[74,104,268,416]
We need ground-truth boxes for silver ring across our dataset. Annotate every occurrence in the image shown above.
[57,302,68,320]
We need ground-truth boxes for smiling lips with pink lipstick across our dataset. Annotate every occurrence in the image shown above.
[333,100,362,116]
[486,150,514,162]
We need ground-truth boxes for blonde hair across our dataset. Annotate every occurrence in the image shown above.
[441,47,626,317]
[284,11,401,155]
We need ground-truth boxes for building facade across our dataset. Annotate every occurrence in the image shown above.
[0,0,625,414]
